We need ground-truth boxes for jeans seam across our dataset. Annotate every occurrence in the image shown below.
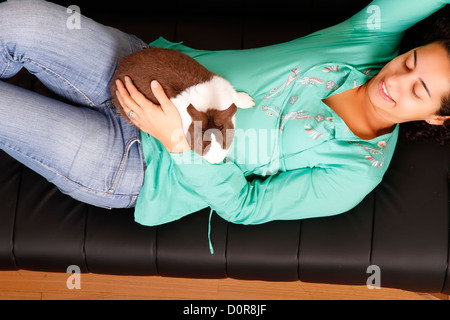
[24,58,97,107]
[0,59,9,78]
[128,195,139,208]
[61,174,139,198]
[109,136,141,194]
[0,44,12,78]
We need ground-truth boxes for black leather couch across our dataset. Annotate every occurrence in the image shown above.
[1,0,449,294]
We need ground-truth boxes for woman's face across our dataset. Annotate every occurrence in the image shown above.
[366,42,450,125]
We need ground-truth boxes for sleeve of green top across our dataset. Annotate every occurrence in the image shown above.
[304,0,449,65]
[347,0,448,34]
[170,150,380,225]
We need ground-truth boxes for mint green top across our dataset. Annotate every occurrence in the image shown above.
[135,0,449,226]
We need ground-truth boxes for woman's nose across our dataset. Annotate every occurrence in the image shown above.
[386,70,414,94]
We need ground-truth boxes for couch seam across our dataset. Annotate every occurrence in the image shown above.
[369,190,376,271]
[82,205,90,273]
[224,221,229,279]
[10,164,23,270]
[154,226,160,276]
[297,221,302,281]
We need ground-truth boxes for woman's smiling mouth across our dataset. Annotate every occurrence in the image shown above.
[379,77,396,103]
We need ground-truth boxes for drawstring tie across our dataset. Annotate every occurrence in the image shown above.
[208,208,214,255]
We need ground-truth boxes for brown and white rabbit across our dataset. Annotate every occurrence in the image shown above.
[110,47,255,163]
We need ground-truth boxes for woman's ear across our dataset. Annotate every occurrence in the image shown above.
[425,115,450,125]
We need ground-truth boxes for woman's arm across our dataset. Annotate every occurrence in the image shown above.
[301,0,450,66]
[345,0,449,34]
[170,150,380,224]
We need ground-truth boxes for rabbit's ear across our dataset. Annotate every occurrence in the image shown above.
[186,104,198,118]
[214,104,237,127]
[187,104,206,121]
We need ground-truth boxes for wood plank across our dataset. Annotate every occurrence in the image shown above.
[0,270,443,300]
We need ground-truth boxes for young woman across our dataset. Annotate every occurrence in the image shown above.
[0,0,449,229]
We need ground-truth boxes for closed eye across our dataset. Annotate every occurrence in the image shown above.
[404,59,412,71]
[404,60,419,98]
[404,51,414,70]
[412,84,420,99]
[404,51,426,99]
[414,50,431,98]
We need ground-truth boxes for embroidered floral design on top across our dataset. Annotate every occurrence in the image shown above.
[263,65,338,100]
[289,95,299,105]
[304,125,327,140]
[326,80,336,90]
[262,64,349,102]
[299,76,324,87]
[303,116,335,141]
[314,114,325,123]
[261,63,348,136]
[263,65,301,100]
[347,141,386,168]
[322,65,342,73]
[262,105,312,132]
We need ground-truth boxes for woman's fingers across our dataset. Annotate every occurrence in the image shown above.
[116,88,134,117]
[115,79,143,126]
[123,76,155,109]
[117,78,171,115]
[114,79,188,152]
[116,79,139,109]
[150,80,173,112]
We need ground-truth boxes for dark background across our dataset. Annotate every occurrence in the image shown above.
[52,0,373,49]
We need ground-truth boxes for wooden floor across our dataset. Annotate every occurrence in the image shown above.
[0,270,447,300]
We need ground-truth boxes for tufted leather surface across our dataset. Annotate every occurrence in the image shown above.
[0,0,448,293]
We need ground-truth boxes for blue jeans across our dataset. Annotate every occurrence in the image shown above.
[0,0,149,208]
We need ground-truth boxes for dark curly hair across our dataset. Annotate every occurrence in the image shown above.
[398,6,450,145]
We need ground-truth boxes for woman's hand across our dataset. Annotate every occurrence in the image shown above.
[115,77,190,153]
